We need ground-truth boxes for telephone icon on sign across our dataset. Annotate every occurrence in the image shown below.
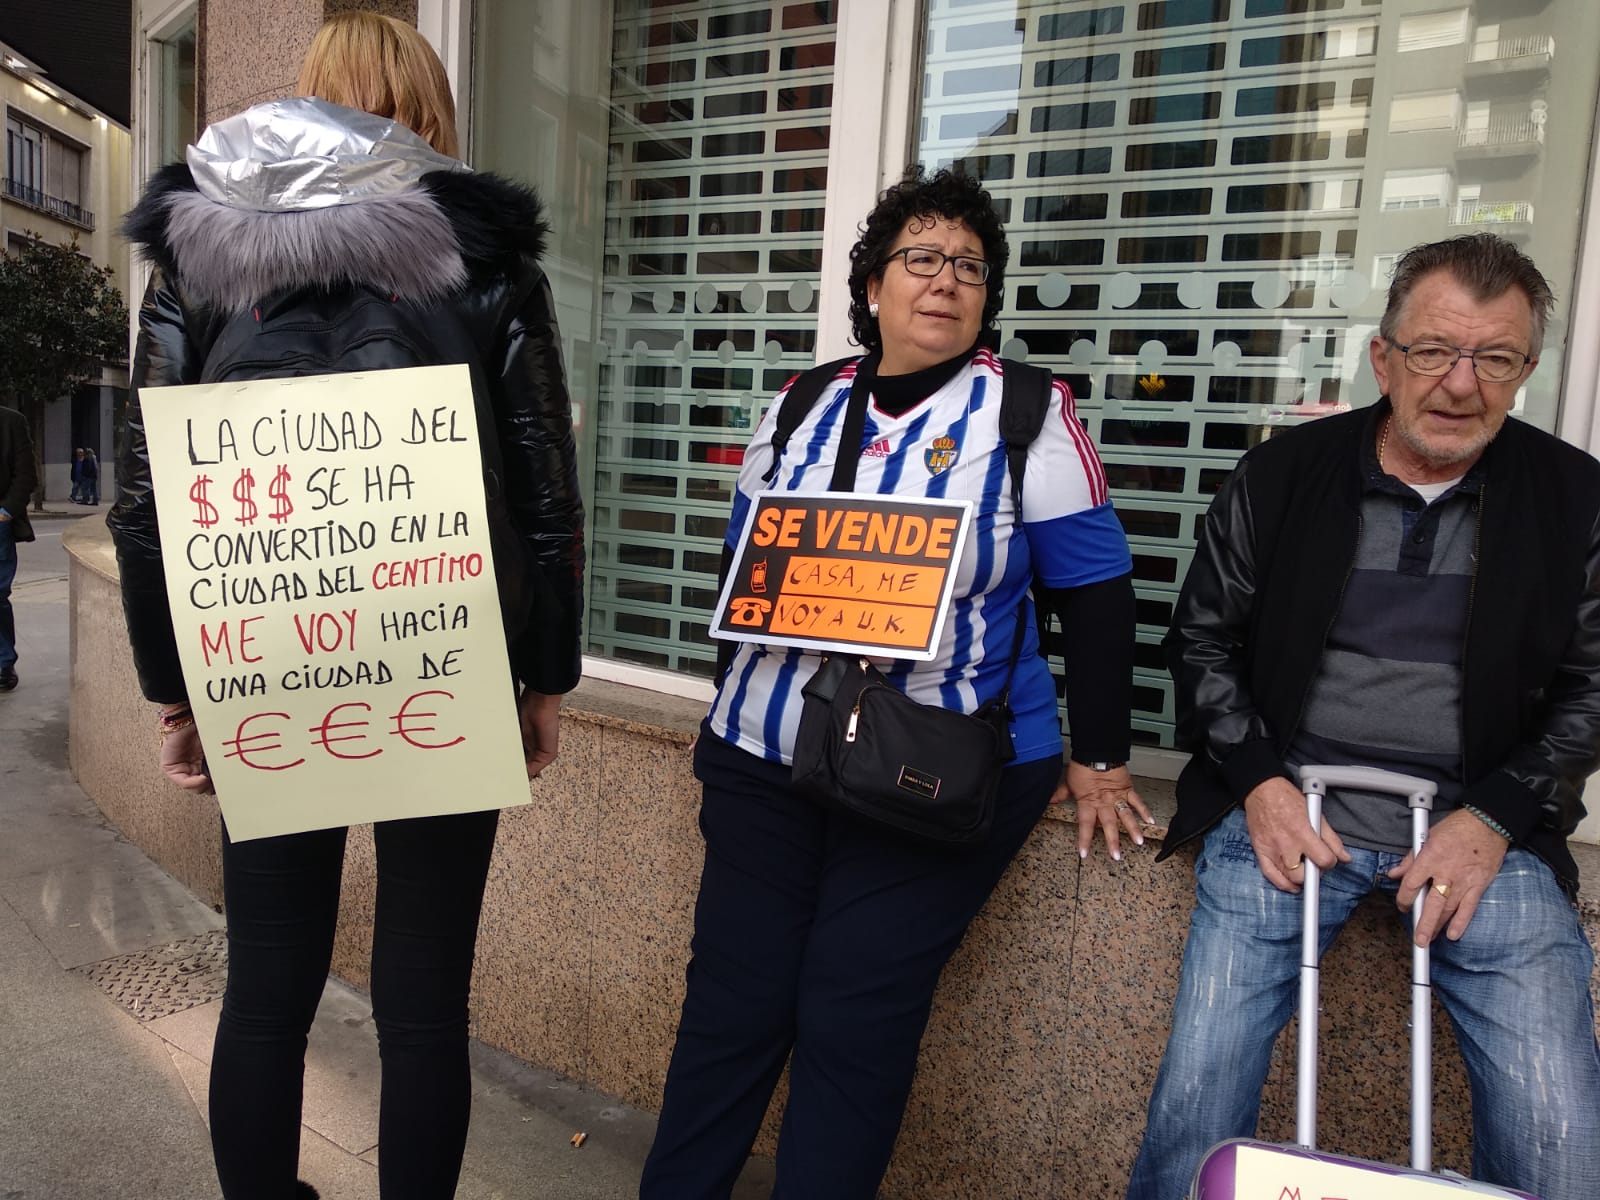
[751,557,769,593]
[728,597,772,626]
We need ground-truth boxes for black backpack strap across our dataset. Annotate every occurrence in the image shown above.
[761,355,857,483]
[992,358,1057,719]
[997,358,1054,517]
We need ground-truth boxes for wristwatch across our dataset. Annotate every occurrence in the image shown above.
[1084,760,1126,772]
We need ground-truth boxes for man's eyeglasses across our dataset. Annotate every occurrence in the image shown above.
[884,248,990,286]
[1386,338,1533,383]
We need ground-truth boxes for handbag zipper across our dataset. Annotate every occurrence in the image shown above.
[846,658,871,742]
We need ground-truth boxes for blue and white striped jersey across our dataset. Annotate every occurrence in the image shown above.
[707,349,1132,766]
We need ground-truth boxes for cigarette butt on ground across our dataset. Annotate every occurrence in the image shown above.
[571,1131,588,1149]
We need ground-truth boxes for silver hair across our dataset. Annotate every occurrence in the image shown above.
[1379,232,1554,354]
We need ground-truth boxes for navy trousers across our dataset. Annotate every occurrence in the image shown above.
[210,808,499,1200]
[640,730,1059,1199]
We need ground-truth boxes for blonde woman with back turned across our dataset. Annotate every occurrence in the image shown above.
[111,12,584,1198]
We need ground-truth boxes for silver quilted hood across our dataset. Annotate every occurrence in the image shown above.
[185,96,468,212]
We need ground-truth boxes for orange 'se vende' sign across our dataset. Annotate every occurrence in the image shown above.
[710,493,974,662]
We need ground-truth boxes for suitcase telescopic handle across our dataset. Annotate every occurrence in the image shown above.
[1292,766,1438,1172]
[1299,765,1438,805]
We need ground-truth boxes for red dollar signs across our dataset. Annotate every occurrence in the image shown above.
[233,467,258,527]
[189,474,219,528]
[268,464,294,524]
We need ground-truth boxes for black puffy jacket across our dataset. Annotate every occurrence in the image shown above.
[111,125,584,704]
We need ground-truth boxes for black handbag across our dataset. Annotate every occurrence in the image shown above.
[792,652,1017,845]
[786,355,1047,847]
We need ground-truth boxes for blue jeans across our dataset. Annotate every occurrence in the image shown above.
[0,519,16,671]
[1127,808,1600,1200]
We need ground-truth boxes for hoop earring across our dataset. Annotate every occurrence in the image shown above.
[868,302,879,317]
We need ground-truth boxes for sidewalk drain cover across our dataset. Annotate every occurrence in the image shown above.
[75,929,228,1021]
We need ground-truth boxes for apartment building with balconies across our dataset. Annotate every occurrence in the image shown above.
[1,36,132,501]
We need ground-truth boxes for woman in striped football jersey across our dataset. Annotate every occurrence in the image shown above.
[641,166,1147,1199]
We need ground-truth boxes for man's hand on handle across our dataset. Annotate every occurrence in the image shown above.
[1388,808,1509,946]
[1244,775,1352,893]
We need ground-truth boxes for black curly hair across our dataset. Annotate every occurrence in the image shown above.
[847,165,1009,352]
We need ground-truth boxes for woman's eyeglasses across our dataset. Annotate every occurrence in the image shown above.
[885,248,990,286]
[1386,338,1532,383]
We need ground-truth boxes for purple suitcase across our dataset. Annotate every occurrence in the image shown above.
[1189,765,1541,1200]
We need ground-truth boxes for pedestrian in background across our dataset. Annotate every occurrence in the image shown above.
[0,405,36,692]
[79,448,99,505]
[111,10,584,1199]
[69,448,85,504]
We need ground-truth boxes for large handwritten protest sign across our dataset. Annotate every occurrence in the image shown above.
[710,493,973,660]
[141,365,529,841]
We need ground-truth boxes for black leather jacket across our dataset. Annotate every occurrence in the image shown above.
[111,115,583,705]
[0,406,37,542]
[1161,401,1600,894]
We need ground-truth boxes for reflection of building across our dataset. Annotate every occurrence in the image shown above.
[130,0,1600,775]
[1,34,132,500]
[1361,2,1584,435]
[917,0,1600,747]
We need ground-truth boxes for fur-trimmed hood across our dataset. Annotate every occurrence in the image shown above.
[122,99,548,312]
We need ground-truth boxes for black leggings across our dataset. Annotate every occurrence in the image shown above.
[210,808,499,1199]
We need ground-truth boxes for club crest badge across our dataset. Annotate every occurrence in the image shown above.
[924,435,959,476]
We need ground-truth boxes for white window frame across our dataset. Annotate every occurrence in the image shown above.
[417,0,474,160]
[815,0,922,360]
[1559,80,1600,463]
[134,0,198,181]
[130,0,200,358]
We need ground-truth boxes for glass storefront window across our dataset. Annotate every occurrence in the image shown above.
[917,0,1600,746]
[474,0,838,679]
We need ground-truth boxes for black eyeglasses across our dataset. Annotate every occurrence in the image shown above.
[1386,338,1533,383]
[884,247,991,286]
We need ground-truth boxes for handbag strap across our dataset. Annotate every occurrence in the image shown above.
[991,360,1053,716]
[826,354,879,492]
[822,353,1041,715]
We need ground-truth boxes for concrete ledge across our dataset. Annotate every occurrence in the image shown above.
[64,518,1600,1197]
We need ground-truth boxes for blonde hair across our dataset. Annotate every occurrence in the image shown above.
[296,11,459,158]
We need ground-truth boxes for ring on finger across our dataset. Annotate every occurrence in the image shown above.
[1433,882,1451,899]
[1114,801,1130,813]
[1285,860,1303,872]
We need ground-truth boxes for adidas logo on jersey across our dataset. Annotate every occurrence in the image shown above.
[862,437,892,458]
